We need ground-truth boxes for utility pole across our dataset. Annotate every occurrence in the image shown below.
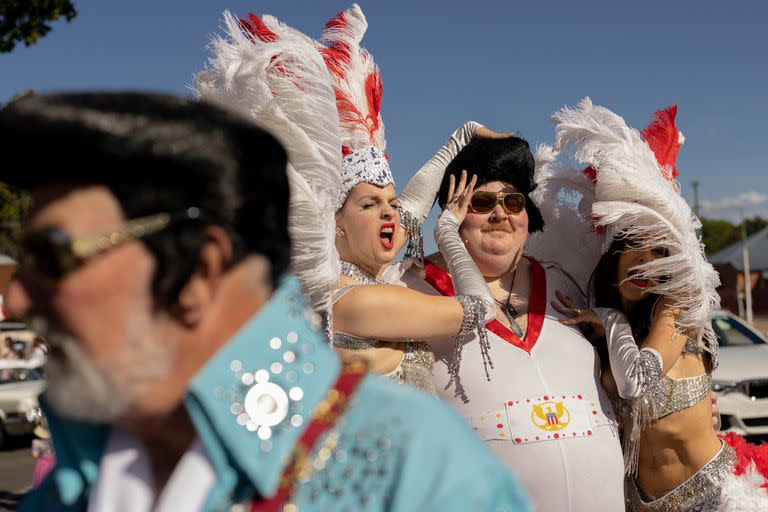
[692,180,701,218]
[741,210,754,325]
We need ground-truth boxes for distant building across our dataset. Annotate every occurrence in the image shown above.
[708,227,768,317]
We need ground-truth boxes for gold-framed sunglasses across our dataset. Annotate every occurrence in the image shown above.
[19,207,203,283]
[468,191,526,215]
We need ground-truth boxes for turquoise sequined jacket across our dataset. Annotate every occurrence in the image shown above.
[20,277,530,511]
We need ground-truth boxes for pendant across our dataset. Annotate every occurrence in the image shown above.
[502,303,525,338]
[509,320,525,339]
[503,303,518,319]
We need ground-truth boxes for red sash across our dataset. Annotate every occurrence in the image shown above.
[250,365,366,512]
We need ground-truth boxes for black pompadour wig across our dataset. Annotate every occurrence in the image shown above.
[0,91,290,306]
[437,137,544,233]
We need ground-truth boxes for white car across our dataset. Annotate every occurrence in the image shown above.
[0,368,45,447]
[711,311,768,437]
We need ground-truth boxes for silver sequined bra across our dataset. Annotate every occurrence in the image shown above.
[654,339,711,419]
[653,372,712,419]
[331,286,436,394]
[626,441,736,512]
[614,340,712,424]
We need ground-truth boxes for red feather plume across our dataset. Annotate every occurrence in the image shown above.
[319,11,349,78]
[239,13,279,42]
[318,6,386,155]
[641,105,682,181]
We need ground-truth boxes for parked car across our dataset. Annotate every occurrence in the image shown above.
[711,311,768,437]
[0,367,45,448]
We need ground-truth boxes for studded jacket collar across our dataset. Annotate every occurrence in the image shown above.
[22,276,341,511]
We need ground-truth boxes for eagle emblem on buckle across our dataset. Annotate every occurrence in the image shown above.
[531,401,570,431]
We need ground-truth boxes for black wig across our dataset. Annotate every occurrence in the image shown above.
[437,137,544,233]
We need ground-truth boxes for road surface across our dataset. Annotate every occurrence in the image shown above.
[0,436,34,512]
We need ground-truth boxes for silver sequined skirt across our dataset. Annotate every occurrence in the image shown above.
[626,441,736,512]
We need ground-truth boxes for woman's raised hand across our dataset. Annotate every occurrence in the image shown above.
[444,169,477,225]
[553,290,606,338]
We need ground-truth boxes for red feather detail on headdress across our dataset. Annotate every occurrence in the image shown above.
[341,145,353,157]
[320,43,351,78]
[325,9,348,32]
[586,215,607,235]
[641,105,681,181]
[319,5,386,155]
[238,14,290,77]
[239,13,279,42]
[335,91,364,130]
[320,11,350,78]
[365,70,382,134]
[333,81,381,149]
[583,166,598,183]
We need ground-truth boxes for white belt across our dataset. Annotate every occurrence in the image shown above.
[470,392,617,444]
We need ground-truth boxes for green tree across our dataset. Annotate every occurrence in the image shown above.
[743,216,768,237]
[700,216,768,256]
[0,0,77,53]
[701,217,739,255]
[0,182,30,259]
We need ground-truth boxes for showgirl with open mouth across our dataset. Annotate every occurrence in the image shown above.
[195,4,505,393]
[535,98,768,511]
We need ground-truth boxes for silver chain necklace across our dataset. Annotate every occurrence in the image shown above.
[495,268,525,338]
[340,261,381,285]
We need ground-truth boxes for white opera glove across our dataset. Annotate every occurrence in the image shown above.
[435,210,496,323]
[594,307,663,400]
[398,121,483,259]
[436,209,496,401]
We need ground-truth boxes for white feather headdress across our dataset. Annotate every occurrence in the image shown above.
[193,5,393,313]
[527,143,602,294]
[319,5,393,202]
[530,98,720,361]
[193,10,345,312]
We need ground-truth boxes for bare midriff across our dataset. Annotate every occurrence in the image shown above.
[635,353,721,498]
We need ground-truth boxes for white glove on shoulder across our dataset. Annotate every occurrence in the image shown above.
[594,307,663,400]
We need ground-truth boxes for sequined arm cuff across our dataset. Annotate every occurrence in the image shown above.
[446,295,494,404]
[397,207,423,261]
[622,349,664,476]
[631,349,663,396]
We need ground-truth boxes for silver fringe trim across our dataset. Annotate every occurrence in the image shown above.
[621,350,663,476]
[398,208,424,261]
[447,295,494,404]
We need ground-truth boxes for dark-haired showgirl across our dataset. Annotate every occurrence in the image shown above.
[546,98,768,511]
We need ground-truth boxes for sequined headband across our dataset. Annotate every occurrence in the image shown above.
[339,146,394,205]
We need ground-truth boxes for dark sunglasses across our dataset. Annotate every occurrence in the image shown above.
[468,191,526,215]
[19,207,203,283]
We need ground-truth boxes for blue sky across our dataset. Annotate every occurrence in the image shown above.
[3,1,766,239]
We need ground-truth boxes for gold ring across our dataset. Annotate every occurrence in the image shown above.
[573,308,582,316]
